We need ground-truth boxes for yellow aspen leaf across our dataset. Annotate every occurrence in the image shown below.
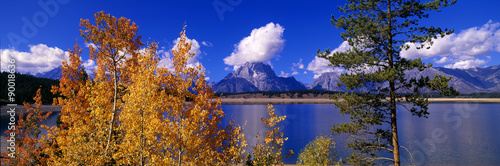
[35,12,247,166]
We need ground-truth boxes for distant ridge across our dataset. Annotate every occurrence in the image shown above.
[32,64,500,94]
[34,67,62,80]
[311,65,500,94]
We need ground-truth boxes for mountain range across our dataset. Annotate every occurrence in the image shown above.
[404,65,500,94]
[29,63,500,94]
[32,67,62,80]
[214,63,500,94]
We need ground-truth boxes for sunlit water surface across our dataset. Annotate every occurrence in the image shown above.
[2,103,499,165]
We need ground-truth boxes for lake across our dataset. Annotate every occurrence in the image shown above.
[2,103,499,165]
[221,103,500,165]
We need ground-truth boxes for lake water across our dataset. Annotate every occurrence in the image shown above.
[221,103,500,165]
[2,103,499,165]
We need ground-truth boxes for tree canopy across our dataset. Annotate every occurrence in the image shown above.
[320,0,458,165]
[1,11,247,165]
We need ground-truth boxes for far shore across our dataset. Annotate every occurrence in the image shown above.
[221,97,500,105]
[0,104,61,116]
[1,98,499,116]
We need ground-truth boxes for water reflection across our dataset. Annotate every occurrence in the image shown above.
[223,103,500,165]
[399,103,500,165]
[221,104,353,164]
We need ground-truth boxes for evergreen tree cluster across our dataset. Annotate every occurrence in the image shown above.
[216,89,342,98]
[1,72,59,105]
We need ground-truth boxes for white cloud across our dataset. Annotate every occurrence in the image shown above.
[435,57,449,64]
[288,60,303,76]
[496,29,500,52]
[265,61,274,69]
[306,41,350,79]
[83,59,97,74]
[84,42,96,48]
[224,67,232,71]
[223,22,285,66]
[1,44,68,74]
[279,71,290,77]
[346,63,381,75]
[158,36,203,70]
[401,21,500,59]
[205,77,210,81]
[444,59,487,69]
[401,20,500,69]
[157,53,174,70]
[293,58,304,69]
[307,57,335,79]
[201,41,213,47]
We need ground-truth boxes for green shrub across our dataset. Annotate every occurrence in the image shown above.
[297,135,339,166]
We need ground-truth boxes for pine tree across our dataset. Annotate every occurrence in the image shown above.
[320,0,459,165]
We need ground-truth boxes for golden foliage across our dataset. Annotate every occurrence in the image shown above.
[252,104,293,166]
[41,11,246,165]
[1,88,52,165]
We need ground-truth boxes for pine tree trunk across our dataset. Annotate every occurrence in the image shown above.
[387,1,400,165]
[390,81,400,166]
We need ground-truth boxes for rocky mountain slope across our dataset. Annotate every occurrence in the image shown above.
[310,72,346,91]
[33,67,62,80]
[312,65,500,94]
[212,62,306,93]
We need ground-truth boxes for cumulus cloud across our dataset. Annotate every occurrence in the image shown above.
[158,36,203,70]
[306,41,350,79]
[233,66,242,71]
[444,59,487,69]
[223,22,285,66]
[83,59,97,74]
[401,20,500,69]
[1,44,68,74]
[435,57,449,64]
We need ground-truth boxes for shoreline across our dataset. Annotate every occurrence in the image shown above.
[0,104,61,116]
[221,98,500,105]
[1,98,499,115]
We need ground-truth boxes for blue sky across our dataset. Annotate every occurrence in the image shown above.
[1,0,499,83]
